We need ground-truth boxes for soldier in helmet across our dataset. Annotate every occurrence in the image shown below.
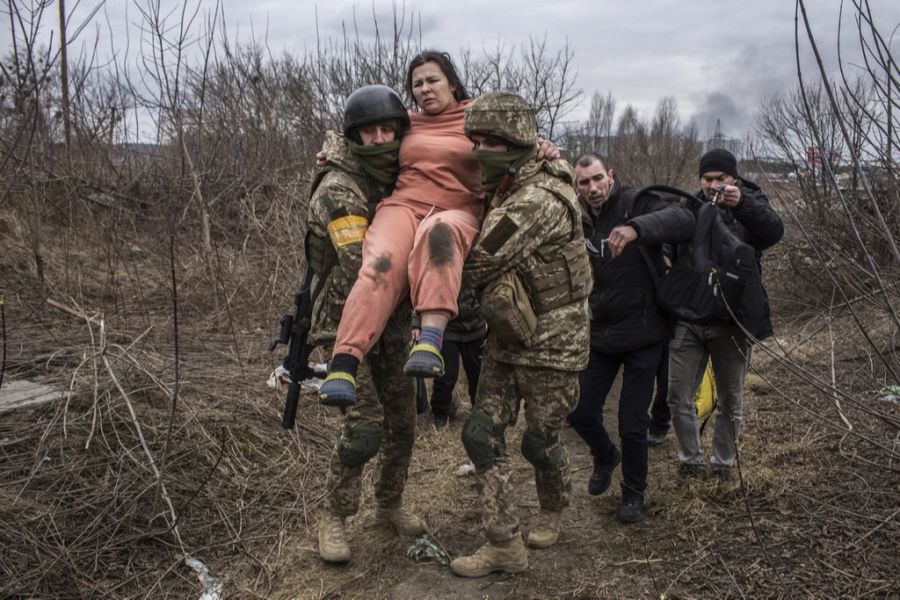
[308,85,426,564]
[450,92,591,577]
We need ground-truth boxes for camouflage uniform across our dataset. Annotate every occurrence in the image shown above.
[308,131,415,516]
[461,98,591,543]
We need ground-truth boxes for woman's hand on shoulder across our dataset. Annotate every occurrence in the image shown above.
[535,138,560,161]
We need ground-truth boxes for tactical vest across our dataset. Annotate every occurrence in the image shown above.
[514,171,592,314]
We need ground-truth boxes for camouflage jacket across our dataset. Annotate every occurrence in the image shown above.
[308,131,386,345]
[463,158,590,371]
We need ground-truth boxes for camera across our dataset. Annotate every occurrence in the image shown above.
[711,184,726,205]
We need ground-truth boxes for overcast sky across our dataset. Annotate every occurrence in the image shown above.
[7,0,900,140]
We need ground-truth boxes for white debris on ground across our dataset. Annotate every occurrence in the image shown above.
[454,462,475,477]
[0,379,70,415]
[266,362,327,392]
[184,555,223,600]
[406,535,451,565]
[877,385,900,403]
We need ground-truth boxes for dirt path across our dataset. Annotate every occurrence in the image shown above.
[274,377,859,599]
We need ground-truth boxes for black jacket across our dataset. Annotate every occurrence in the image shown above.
[583,181,695,353]
[445,288,488,343]
[686,177,783,339]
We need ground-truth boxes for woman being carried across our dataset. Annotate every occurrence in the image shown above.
[319,51,485,406]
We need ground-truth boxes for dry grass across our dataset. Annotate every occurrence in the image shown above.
[1,196,899,599]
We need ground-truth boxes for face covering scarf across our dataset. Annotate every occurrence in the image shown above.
[473,145,537,192]
[348,139,401,184]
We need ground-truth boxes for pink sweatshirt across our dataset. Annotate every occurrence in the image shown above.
[381,100,484,220]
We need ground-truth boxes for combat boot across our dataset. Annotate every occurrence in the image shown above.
[375,506,427,536]
[615,486,645,524]
[318,511,351,563]
[588,446,621,496]
[450,534,528,578]
[526,510,561,548]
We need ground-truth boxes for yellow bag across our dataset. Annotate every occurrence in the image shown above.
[694,360,717,419]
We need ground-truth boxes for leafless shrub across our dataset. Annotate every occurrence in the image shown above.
[562,94,701,187]
[754,2,899,359]
[461,36,582,138]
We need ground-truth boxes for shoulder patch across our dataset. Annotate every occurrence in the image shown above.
[327,214,368,247]
[479,214,519,255]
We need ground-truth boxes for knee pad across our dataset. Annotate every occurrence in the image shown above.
[461,410,505,470]
[521,430,565,470]
[337,422,383,468]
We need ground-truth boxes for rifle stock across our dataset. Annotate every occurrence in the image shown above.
[415,377,428,415]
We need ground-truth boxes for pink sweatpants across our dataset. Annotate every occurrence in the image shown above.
[333,203,481,361]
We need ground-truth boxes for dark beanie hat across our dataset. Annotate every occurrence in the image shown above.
[699,148,738,178]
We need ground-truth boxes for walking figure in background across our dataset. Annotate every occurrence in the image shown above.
[667,149,784,481]
[567,153,694,523]
[428,287,486,429]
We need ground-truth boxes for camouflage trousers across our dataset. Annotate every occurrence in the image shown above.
[472,351,579,542]
[324,307,416,517]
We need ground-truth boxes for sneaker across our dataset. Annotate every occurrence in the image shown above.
[432,413,449,429]
[450,534,528,578]
[526,510,561,548]
[318,511,351,563]
[711,465,732,482]
[375,506,427,537]
[678,462,704,478]
[588,446,621,496]
[615,488,645,524]
[318,372,357,407]
[647,431,668,446]
[404,343,445,378]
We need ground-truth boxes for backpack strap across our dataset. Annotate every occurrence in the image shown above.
[622,187,673,283]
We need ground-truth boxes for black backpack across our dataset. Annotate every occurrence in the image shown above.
[634,185,760,326]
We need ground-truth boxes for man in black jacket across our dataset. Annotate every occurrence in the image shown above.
[429,288,486,428]
[667,149,783,481]
[568,153,694,522]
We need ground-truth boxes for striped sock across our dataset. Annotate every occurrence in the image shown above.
[418,326,444,350]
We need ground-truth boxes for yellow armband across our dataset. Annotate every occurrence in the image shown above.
[327,215,368,247]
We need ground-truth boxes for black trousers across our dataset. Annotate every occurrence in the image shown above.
[430,338,483,416]
[649,343,671,435]
[569,342,664,494]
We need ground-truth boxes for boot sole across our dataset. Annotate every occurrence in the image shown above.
[319,549,351,563]
[526,534,559,549]
[615,511,644,524]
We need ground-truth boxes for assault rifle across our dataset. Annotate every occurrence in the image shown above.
[269,268,327,429]
[415,376,428,415]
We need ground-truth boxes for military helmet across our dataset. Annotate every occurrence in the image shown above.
[343,85,410,140]
[463,91,537,147]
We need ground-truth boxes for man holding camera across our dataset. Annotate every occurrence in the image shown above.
[568,153,693,522]
[667,149,783,481]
